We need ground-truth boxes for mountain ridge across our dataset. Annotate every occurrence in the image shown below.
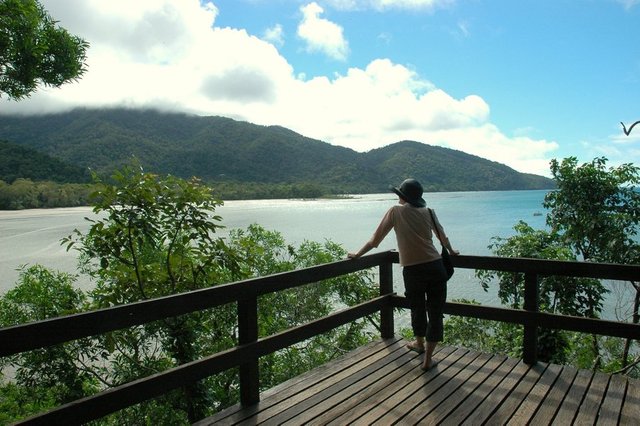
[0,108,554,193]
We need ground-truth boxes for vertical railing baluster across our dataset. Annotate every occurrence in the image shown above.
[380,261,394,339]
[523,272,539,365]
[238,295,259,405]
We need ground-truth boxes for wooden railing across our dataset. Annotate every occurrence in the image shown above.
[1,251,639,425]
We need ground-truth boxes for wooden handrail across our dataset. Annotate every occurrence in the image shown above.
[0,251,396,357]
[3,251,639,425]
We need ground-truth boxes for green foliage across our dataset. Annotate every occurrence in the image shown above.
[0,108,554,199]
[96,393,191,426]
[445,157,639,373]
[0,380,58,425]
[472,221,606,364]
[0,178,94,209]
[0,265,98,423]
[0,139,90,184]
[0,163,379,422]
[478,221,606,318]
[62,162,239,421]
[68,161,235,299]
[544,157,639,374]
[544,156,640,263]
[443,299,522,356]
[0,0,89,99]
[226,224,378,390]
[6,163,384,423]
[211,181,326,200]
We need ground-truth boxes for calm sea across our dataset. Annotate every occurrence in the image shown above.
[0,190,632,319]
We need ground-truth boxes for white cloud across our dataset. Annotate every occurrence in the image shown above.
[456,20,470,38]
[617,0,640,11]
[297,2,349,61]
[263,24,285,47]
[442,125,558,176]
[369,0,453,10]
[585,127,640,169]
[325,0,454,11]
[0,0,557,176]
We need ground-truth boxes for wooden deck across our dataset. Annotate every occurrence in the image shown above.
[196,338,639,425]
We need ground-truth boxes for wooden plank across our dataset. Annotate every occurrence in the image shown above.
[241,339,408,425]
[402,351,494,424]
[461,359,532,425]
[484,361,549,424]
[280,344,422,425]
[323,346,458,426]
[597,373,627,425]
[238,297,259,405]
[265,339,395,398]
[195,338,400,425]
[551,368,593,426]
[308,348,462,426]
[368,349,484,425]
[442,301,640,341]
[439,356,520,425]
[350,347,470,425]
[619,377,640,425]
[507,363,562,425]
[573,371,610,424]
[195,341,639,426]
[379,262,395,339]
[453,255,640,281]
[530,365,578,424]
[306,351,418,425]
[418,353,509,425]
[523,272,540,365]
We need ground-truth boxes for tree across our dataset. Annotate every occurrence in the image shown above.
[0,265,98,423]
[445,157,639,375]
[0,161,379,423]
[64,163,237,422]
[467,222,606,364]
[0,0,88,99]
[225,225,377,391]
[544,157,640,263]
[42,162,378,423]
[544,156,640,372]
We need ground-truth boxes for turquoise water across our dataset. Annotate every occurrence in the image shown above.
[0,190,632,319]
[216,191,550,307]
[0,190,547,294]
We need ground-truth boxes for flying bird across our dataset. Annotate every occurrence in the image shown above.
[621,120,640,136]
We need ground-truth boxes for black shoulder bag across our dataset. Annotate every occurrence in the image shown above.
[429,208,454,279]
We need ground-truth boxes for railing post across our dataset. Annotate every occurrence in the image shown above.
[379,261,395,339]
[523,272,539,365]
[238,296,259,405]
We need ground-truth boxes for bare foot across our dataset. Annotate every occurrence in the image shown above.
[406,341,425,354]
[421,360,438,371]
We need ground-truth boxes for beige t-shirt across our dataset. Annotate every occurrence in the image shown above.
[368,204,449,267]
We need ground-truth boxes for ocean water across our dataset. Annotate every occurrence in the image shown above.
[217,190,550,307]
[0,190,632,319]
[0,191,547,297]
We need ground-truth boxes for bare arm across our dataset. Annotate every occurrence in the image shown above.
[348,241,375,259]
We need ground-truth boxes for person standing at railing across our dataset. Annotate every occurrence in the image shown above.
[348,178,459,371]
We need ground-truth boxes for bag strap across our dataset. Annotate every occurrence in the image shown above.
[428,208,443,243]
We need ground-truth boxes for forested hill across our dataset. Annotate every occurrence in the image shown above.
[0,139,90,184]
[0,108,553,193]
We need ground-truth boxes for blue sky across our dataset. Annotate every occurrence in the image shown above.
[2,0,639,176]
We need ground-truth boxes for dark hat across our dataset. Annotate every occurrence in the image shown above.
[391,178,426,207]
